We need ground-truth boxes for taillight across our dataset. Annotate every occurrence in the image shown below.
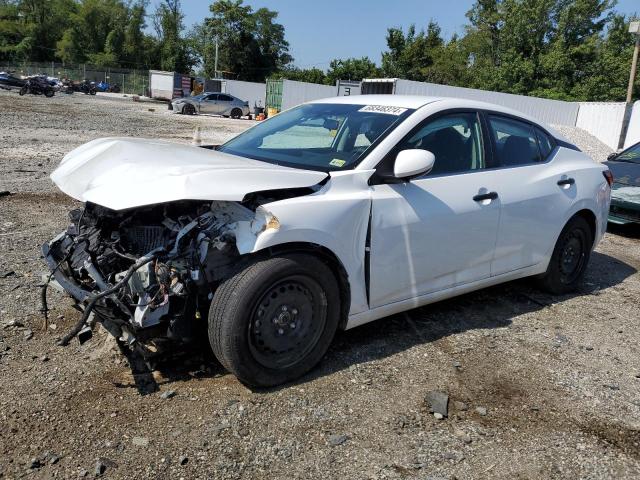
[603,169,613,187]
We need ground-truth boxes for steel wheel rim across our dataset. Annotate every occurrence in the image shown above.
[558,228,587,284]
[248,274,327,370]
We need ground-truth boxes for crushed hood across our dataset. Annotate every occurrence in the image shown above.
[51,138,328,210]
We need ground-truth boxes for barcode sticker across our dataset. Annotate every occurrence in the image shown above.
[359,105,407,115]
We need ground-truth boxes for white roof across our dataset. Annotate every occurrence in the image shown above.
[311,94,440,109]
[309,94,563,135]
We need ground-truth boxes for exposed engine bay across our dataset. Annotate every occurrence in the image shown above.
[41,196,288,349]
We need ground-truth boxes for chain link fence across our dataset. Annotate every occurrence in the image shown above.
[0,62,149,96]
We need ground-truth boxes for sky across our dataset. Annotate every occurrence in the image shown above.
[155,0,640,69]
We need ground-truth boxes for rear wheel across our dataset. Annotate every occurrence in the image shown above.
[230,108,242,119]
[208,254,340,387]
[19,86,27,96]
[537,215,593,294]
[44,88,54,98]
[183,103,195,115]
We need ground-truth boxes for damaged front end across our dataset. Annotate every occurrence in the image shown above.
[42,199,277,349]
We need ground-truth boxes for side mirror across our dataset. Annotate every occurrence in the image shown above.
[394,149,435,180]
[606,152,618,161]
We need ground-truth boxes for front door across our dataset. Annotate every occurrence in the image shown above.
[369,111,501,308]
[199,94,219,114]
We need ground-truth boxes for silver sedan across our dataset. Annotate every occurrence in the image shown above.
[171,92,250,118]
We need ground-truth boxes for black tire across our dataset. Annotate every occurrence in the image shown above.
[183,103,195,115]
[44,88,54,98]
[89,88,96,95]
[230,108,242,119]
[19,86,27,96]
[208,254,340,387]
[536,215,593,294]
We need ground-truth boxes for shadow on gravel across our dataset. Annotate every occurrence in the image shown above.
[286,250,637,389]
[115,251,636,394]
[607,221,640,239]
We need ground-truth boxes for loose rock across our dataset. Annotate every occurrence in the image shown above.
[132,436,149,447]
[327,434,348,446]
[160,390,176,400]
[475,406,488,416]
[425,390,449,417]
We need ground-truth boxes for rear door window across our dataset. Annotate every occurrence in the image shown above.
[218,94,233,102]
[488,116,540,167]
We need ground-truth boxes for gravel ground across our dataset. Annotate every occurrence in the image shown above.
[552,124,614,163]
[1,91,639,479]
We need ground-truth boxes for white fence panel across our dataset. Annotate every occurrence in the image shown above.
[393,79,580,126]
[281,80,337,111]
[576,102,627,150]
[623,101,640,148]
[222,79,266,109]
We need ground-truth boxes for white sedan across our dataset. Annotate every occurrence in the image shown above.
[43,95,612,387]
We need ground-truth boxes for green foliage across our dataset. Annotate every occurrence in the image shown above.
[326,57,379,84]
[0,0,638,101]
[195,0,291,81]
[377,0,639,101]
[274,66,327,84]
[153,0,195,72]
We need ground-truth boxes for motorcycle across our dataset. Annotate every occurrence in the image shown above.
[78,80,97,95]
[96,81,121,93]
[19,75,55,97]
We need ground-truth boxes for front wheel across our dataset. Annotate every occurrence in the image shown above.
[182,103,195,115]
[208,254,340,387]
[536,215,593,294]
[44,88,54,98]
[19,86,27,96]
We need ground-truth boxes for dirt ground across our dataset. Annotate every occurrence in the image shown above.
[1,91,639,480]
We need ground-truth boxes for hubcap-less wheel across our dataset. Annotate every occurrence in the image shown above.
[183,104,195,115]
[231,108,242,119]
[249,275,327,370]
[557,228,587,285]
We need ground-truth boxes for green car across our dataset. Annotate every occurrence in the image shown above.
[604,141,640,225]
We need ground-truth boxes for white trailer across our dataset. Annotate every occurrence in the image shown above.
[360,78,580,126]
[149,70,176,100]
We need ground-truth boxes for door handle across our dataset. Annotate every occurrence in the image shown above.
[473,191,498,202]
[557,178,575,186]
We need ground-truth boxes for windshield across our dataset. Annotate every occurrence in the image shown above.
[615,143,640,164]
[218,103,413,171]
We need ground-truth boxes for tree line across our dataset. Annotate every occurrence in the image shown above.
[0,0,638,101]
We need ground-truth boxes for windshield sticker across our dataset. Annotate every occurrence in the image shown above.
[359,105,407,115]
[329,159,346,167]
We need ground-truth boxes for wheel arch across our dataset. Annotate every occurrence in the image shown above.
[247,241,351,330]
[573,208,597,246]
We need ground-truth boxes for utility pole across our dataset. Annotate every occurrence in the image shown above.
[619,21,640,149]
[214,36,219,78]
[626,21,640,103]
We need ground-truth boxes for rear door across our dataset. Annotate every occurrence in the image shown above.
[216,94,234,115]
[485,114,575,275]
